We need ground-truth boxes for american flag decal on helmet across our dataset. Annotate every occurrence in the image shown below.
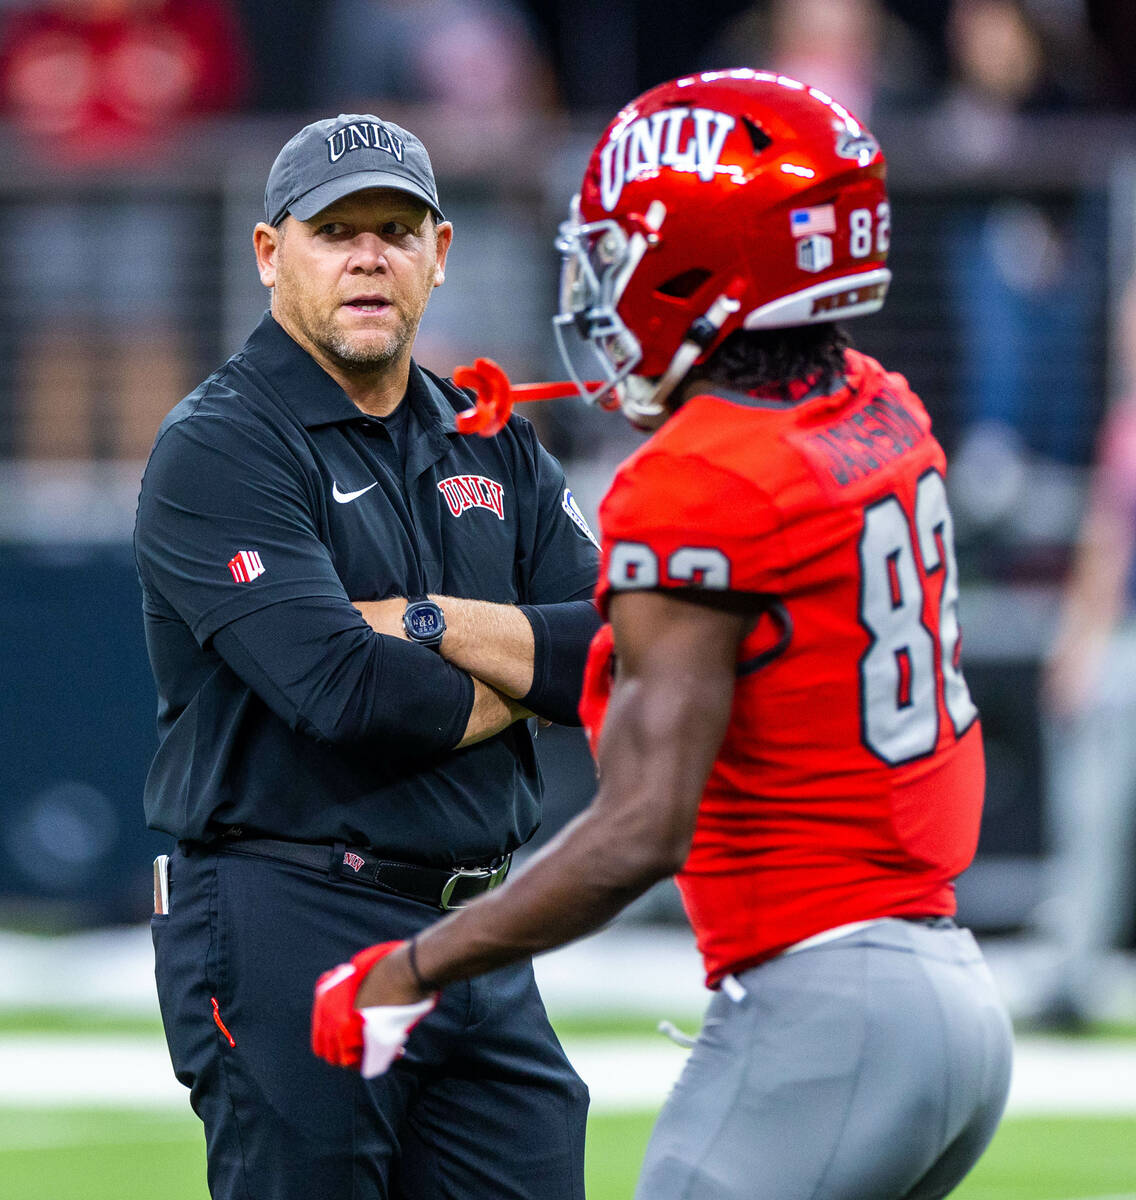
[790,205,836,236]
[227,550,266,583]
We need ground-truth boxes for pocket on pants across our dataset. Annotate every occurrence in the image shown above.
[151,853,225,1089]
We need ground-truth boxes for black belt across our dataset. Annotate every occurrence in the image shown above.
[211,837,511,910]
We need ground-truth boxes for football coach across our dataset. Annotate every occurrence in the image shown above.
[134,113,599,1199]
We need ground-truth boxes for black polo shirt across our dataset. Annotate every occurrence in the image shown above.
[134,313,599,863]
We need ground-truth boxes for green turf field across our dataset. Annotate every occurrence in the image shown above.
[2,1011,1135,1199]
[2,1108,1135,1199]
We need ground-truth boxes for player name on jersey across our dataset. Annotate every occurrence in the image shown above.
[795,389,927,490]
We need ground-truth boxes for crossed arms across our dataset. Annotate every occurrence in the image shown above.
[356,595,542,747]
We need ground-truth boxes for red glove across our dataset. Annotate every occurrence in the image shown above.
[312,941,435,1076]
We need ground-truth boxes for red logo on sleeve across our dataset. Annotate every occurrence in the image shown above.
[227,550,266,583]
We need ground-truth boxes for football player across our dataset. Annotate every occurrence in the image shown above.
[313,70,1014,1199]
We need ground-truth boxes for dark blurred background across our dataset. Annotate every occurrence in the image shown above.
[1,0,1134,939]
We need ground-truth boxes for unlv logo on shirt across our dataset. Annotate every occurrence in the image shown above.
[227,550,265,583]
[599,107,735,212]
[437,475,505,520]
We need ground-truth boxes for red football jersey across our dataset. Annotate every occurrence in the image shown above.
[582,349,985,986]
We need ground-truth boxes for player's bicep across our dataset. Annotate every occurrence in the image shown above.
[592,591,747,868]
[608,590,749,705]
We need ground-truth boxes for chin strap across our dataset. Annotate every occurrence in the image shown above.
[453,358,604,436]
[617,289,743,423]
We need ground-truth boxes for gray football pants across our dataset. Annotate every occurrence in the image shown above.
[636,919,1012,1200]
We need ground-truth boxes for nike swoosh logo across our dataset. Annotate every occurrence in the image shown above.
[332,481,378,504]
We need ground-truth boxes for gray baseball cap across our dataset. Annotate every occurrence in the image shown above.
[264,113,445,226]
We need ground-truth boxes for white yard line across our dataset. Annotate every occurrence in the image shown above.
[0,1037,181,1108]
[2,1034,1136,1117]
[0,1120,192,1153]
[3,925,1136,1122]
[2,924,1135,1024]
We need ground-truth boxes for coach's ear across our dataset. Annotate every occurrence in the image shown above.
[432,221,454,289]
[253,220,284,289]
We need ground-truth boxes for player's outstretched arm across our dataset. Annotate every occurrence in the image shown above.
[350,589,751,1010]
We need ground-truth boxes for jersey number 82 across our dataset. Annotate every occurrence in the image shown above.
[859,469,977,765]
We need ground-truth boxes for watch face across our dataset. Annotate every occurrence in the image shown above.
[407,604,444,640]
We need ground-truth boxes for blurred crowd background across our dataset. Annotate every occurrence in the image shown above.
[2,0,1136,1026]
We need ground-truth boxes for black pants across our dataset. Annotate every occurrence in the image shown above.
[152,844,589,1199]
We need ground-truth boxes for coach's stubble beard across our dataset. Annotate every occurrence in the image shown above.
[313,310,417,378]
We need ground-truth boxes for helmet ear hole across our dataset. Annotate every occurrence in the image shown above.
[741,116,773,154]
[656,268,712,299]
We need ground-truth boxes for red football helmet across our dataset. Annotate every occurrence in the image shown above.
[553,69,891,422]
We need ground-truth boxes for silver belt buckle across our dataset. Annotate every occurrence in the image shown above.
[439,856,511,910]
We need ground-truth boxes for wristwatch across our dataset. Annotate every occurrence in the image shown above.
[402,597,446,650]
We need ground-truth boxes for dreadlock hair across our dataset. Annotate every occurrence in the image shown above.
[693,322,851,402]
